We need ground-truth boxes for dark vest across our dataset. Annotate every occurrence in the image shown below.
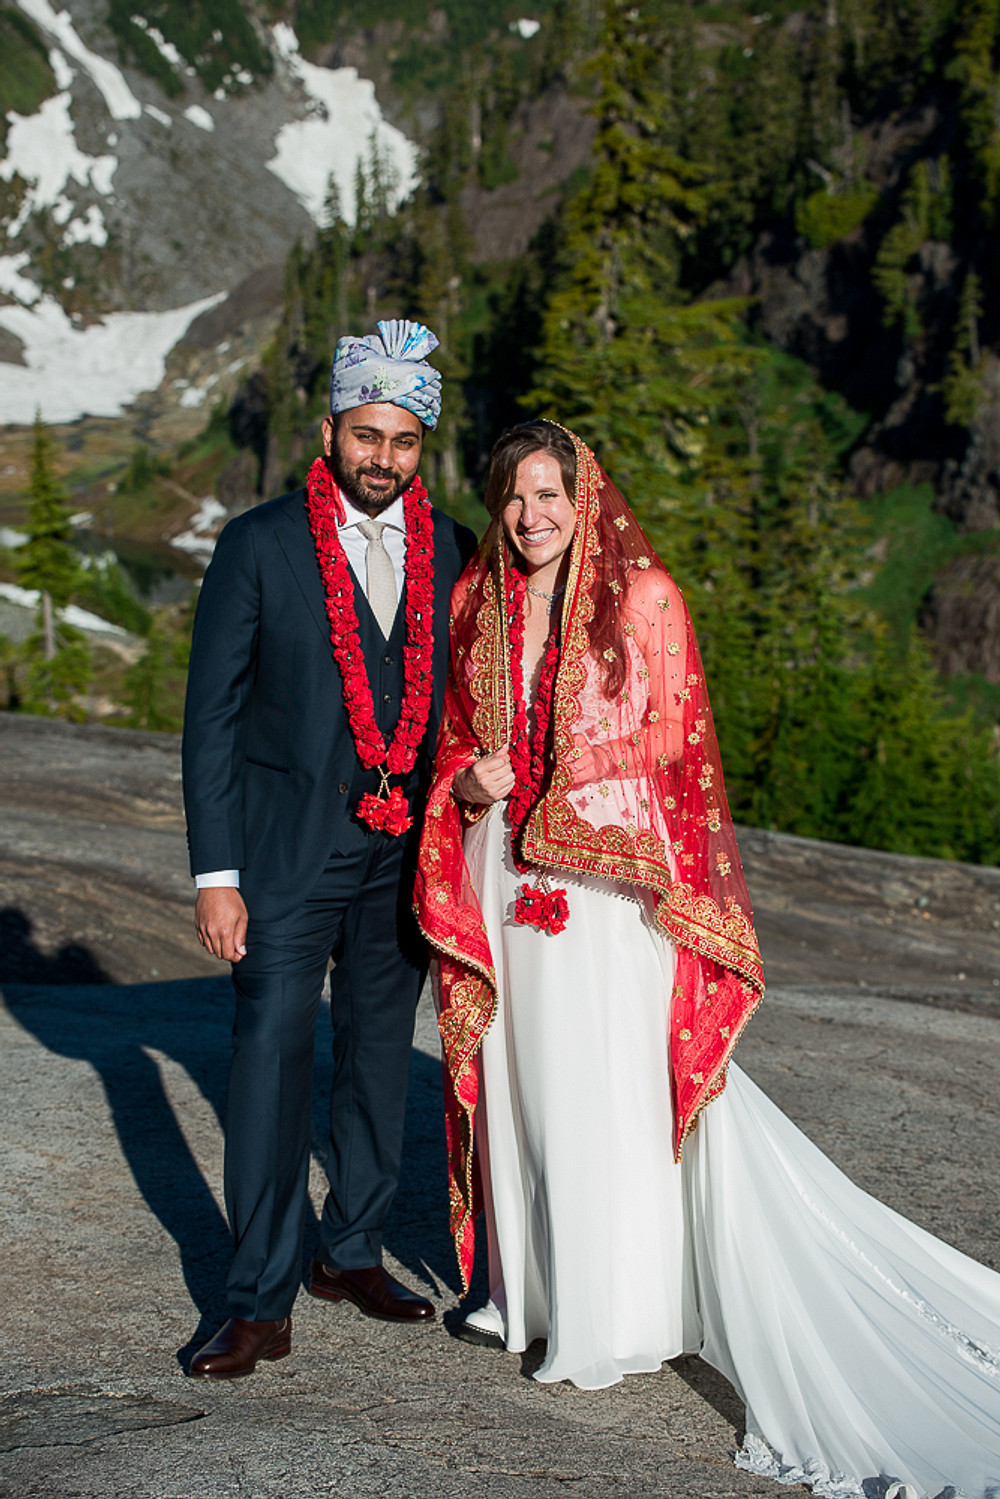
[335,574,422,855]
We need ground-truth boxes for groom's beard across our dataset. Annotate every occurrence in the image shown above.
[327,442,410,516]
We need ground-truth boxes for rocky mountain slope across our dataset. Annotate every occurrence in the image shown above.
[0,0,421,432]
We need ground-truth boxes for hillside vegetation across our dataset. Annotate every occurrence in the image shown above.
[4,0,1000,863]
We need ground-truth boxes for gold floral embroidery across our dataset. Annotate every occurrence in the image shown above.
[614,515,628,530]
[649,709,660,723]
[657,597,670,611]
[679,1028,692,1040]
[667,642,681,656]
[637,555,651,568]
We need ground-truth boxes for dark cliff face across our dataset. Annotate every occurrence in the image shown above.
[921,551,1000,684]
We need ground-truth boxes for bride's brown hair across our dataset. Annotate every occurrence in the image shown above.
[481,420,628,696]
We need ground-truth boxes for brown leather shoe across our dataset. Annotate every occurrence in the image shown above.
[188,1316,292,1379]
[308,1260,435,1322]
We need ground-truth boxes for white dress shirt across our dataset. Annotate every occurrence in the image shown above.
[194,489,409,890]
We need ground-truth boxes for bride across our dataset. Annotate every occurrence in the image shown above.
[413,420,1000,1498]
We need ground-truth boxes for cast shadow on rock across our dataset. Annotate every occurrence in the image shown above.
[2,970,240,1348]
[669,1353,745,1439]
[0,907,110,985]
[5,945,456,1359]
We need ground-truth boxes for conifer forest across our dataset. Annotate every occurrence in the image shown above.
[3,0,1000,864]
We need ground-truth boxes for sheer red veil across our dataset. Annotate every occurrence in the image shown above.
[415,423,764,1290]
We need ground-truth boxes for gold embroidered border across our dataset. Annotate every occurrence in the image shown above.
[676,989,761,1158]
[468,571,506,755]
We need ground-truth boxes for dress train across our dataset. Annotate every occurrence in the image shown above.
[464,803,1000,1498]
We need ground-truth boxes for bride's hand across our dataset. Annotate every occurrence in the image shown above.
[453,745,515,805]
[570,734,611,786]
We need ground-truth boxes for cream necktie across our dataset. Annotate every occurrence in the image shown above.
[357,519,398,638]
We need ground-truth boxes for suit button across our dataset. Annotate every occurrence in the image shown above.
[383,693,391,702]
[338,782,349,794]
[384,654,393,665]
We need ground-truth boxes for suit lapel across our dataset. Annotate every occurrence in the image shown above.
[273,493,334,642]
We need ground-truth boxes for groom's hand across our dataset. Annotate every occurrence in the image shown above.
[195,888,248,963]
[453,745,515,805]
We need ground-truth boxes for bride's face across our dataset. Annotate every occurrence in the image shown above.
[502,451,576,579]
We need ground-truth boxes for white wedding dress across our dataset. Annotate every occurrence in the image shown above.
[463,802,1000,1499]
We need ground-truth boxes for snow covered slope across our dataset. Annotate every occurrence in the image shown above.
[0,1,419,426]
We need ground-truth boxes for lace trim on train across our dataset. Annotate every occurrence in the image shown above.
[735,1433,969,1499]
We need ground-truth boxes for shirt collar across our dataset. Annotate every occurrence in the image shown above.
[339,490,406,533]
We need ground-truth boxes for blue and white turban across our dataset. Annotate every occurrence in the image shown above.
[329,319,442,430]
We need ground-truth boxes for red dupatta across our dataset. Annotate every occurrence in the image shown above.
[414,428,764,1291]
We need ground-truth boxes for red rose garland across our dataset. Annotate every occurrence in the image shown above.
[505,566,568,931]
[305,455,435,836]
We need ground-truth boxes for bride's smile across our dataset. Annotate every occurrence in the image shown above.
[502,451,576,585]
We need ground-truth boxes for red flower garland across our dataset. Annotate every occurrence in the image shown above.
[305,455,436,835]
[505,566,568,930]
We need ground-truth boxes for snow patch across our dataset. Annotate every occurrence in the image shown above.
[0,254,41,305]
[171,496,226,560]
[0,526,27,549]
[128,13,183,69]
[49,46,74,90]
[144,104,172,128]
[511,17,541,38]
[0,291,226,424]
[14,0,142,120]
[0,92,118,237]
[183,105,214,132]
[63,203,107,247]
[0,581,128,635]
[267,23,418,226]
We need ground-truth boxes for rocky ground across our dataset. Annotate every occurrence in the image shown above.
[1,713,999,1498]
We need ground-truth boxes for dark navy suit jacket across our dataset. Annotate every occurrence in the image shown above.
[182,486,477,923]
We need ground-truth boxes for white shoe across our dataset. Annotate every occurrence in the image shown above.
[456,1299,506,1349]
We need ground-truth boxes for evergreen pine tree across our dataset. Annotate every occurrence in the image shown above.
[526,0,752,503]
[17,414,80,661]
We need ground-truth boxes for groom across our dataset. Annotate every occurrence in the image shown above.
[182,320,476,1378]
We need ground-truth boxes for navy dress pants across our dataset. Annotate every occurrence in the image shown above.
[223,834,425,1321]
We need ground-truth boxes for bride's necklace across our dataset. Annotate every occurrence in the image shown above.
[525,580,565,606]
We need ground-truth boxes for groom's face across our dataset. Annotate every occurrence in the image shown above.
[323,404,424,515]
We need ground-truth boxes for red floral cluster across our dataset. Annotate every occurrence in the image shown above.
[356,785,413,835]
[305,455,436,835]
[514,883,569,934]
